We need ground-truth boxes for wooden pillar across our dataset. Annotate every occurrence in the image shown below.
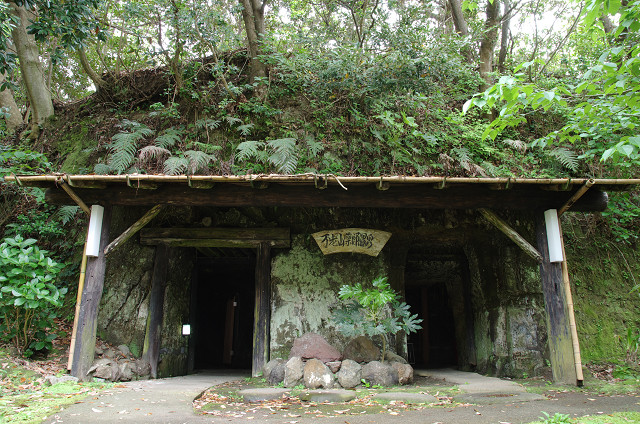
[536,213,577,384]
[252,242,271,377]
[71,205,112,381]
[142,244,169,378]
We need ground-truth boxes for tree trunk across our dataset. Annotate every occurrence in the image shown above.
[447,0,473,62]
[238,0,267,83]
[479,0,500,89]
[0,72,23,130]
[498,0,510,73]
[9,2,53,131]
[78,47,107,92]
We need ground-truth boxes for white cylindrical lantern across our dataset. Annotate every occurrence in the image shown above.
[86,205,105,257]
[544,209,564,263]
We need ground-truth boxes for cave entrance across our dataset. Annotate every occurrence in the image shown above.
[404,250,473,369]
[190,250,256,371]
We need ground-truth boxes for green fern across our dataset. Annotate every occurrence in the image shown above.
[236,140,266,162]
[54,206,79,225]
[94,163,112,175]
[107,121,153,174]
[548,147,579,171]
[224,116,243,126]
[268,138,298,174]
[451,147,472,171]
[155,127,182,149]
[163,156,189,175]
[195,118,221,130]
[189,141,222,154]
[305,136,324,157]
[236,123,254,136]
[184,150,216,174]
[139,145,170,162]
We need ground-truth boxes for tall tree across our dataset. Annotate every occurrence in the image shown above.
[239,0,267,83]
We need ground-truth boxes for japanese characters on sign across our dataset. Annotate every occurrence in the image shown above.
[312,228,392,257]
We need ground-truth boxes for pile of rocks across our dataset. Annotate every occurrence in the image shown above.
[263,333,413,389]
[86,344,151,382]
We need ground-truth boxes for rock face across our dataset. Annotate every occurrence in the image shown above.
[361,361,399,386]
[343,336,380,363]
[326,361,341,373]
[391,362,413,385]
[284,357,304,387]
[86,346,151,382]
[337,359,362,388]
[384,351,407,364]
[303,358,334,389]
[289,333,342,362]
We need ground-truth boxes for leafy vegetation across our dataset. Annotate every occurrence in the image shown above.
[332,276,422,361]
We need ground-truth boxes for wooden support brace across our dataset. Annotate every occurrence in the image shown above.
[479,208,543,263]
[58,180,91,215]
[252,242,271,377]
[559,179,595,216]
[70,205,111,381]
[104,205,164,256]
[142,244,169,378]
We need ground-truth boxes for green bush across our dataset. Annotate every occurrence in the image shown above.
[332,276,422,361]
[0,235,66,357]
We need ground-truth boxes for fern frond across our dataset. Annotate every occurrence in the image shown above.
[163,156,188,175]
[55,206,80,225]
[184,150,215,174]
[236,123,254,136]
[548,147,579,171]
[94,163,112,175]
[155,128,182,149]
[107,121,153,174]
[503,138,527,153]
[236,140,266,162]
[224,116,243,126]
[305,136,324,157]
[481,161,500,177]
[267,138,298,174]
[195,118,221,130]
[139,145,171,162]
[451,147,472,171]
[190,141,222,154]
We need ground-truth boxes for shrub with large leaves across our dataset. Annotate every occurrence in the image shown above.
[332,276,422,361]
[0,235,66,357]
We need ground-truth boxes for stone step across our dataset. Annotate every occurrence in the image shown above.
[238,388,290,402]
[374,392,439,404]
[298,389,357,403]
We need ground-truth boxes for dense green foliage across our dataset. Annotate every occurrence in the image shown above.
[332,276,422,361]
[0,236,65,357]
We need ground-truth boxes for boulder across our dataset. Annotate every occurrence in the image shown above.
[263,358,285,384]
[103,348,118,359]
[303,358,334,389]
[269,362,286,385]
[361,361,398,387]
[337,359,362,388]
[44,375,79,386]
[343,336,380,363]
[117,344,131,357]
[89,358,119,381]
[284,356,304,387]
[326,361,341,373]
[118,361,136,381]
[134,359,151,377]
[384,351,408,364]
[391,362,413,385]
[289,333,342,363]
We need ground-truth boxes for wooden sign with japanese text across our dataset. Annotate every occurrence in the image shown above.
[312,228,392,257]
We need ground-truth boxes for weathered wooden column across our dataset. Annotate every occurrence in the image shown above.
[71,205,112,381]
[142,244,169,378]
[252,242,271,377]
[535,213,577,384]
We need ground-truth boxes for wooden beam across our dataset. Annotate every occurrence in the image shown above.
[104,205,164,255]
[252,242,271,377]
[142,244,169,378]
[479,208,543,263]
[559,179,595,216]
[140,227,291,248]
[70,205,112,381]
[67,241,89,370]
[58,181,91,215]
[536,213,578,385]
[45,184,610,211]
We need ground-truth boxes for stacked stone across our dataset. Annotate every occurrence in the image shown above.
[263,333,414,389]
[86,344,151,382]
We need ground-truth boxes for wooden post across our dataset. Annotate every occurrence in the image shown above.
[252,242,271,377]
[142,244,169,378]
[67,241,89,370]
[70,205,111,381]
[535,213,577,385]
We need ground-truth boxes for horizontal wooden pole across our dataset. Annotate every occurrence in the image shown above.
[479,208,543,263]
[140,227,291,248]
[45,184,609,211]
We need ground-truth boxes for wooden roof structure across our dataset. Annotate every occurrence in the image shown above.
[5,174,640,211]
